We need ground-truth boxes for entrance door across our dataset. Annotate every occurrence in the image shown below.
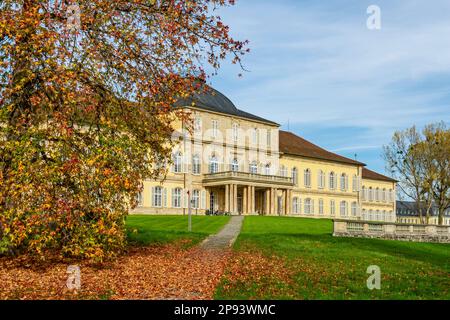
[210,192,216,212]
[237,195,243,215]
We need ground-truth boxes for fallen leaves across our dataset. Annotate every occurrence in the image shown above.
[0,241,230,300]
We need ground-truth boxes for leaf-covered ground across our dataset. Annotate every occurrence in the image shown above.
[0,241,230,300]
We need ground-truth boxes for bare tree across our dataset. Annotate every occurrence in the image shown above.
[383,126,427,223]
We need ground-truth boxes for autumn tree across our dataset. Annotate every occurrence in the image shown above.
[0,0,248,260]
[383,123,450,225]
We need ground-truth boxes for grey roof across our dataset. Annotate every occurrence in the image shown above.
[396,200,450,216]
[175,85,279,126]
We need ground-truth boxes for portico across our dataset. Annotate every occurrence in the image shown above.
[203,171,294,215]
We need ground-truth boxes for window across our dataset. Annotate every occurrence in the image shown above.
[329,172,336,189]
[231,158,239,172]
[330,200,336,216]
[173,152,183,173]
[172,188,182,208]
[389,189,394,202]
[209,155,219,174]
[319,199,324,215]
[249,161,258,174]
[351,202,357,216]
[136,192,143,206]
[152,186,163,207]
[280,165,287,177]
[352,175,358,191]
[375,188,380,201]
[304,198,313,214]
[192,155,201,174]
[212,120,218,138]
[362,186,366,200]
[318,170,325,189]
[266,130,271,148]
[368,187,373,201]
[252,128,258,144]
[293,197,299,214]
[340,201,348,217]
[232,123,239,142]
[304,169,311,187]
[292,167,298,185]
[265,164,271,175]
[382,188,386,202]
[194,117,202,132]
[192,190,200,209]
[340,173,348,191]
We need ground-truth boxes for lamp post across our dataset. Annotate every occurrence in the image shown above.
[187,190,192,232]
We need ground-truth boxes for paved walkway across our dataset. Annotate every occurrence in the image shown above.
[200,216,244,250]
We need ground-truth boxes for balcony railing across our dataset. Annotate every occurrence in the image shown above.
[203,171,293,184]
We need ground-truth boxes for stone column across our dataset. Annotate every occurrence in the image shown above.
[225,185,229,212]
[243,186,248,215]
[250,186,255,214]
[233,184,239,213]
[274,188,279,215]
[229,184,235,213]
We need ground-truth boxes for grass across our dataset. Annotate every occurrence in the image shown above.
[215,216,450,300]
[126,215,230,247]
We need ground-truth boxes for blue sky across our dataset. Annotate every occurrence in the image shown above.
[208,0,450,174]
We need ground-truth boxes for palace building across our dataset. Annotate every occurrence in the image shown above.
[133,86,397,222]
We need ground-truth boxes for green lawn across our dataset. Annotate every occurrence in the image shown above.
[126,215,230,247]
[216,216,450,300]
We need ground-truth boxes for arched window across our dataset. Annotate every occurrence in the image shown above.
[362,186,366,200]
[209,155,219,174]
[368,187,373,201]
[362,209,367,220]
[265,164,271,175]
[351,202,357,216]
[352,175,358,191]
[136,192,143,207]
[173,152,183,173]
[318,170,325,189]
[319,199,324,215]
[329,172,336,189]
[304,198,313,214]
[330,200,336,216]
[375,188,380,201]
[376,210,380,221]
[304,169,311,187]
[340,201,348,216]
[280,165,287,177]
[152,186,163,207]
[340,173,348,191]
[369,209,374,221]
[292,167,298,185]
[382,188,386,202]
[192,190,200,209]
[232,123,239,142]
[231,158,239,172]
[249,161,258,174]
[292,197,299,214]
[172,188,182,208]
[192,154,201,174]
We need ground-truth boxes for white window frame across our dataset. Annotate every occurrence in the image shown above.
[304,169,311,188]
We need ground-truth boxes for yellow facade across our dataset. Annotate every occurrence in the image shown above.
[132,88,397,222]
